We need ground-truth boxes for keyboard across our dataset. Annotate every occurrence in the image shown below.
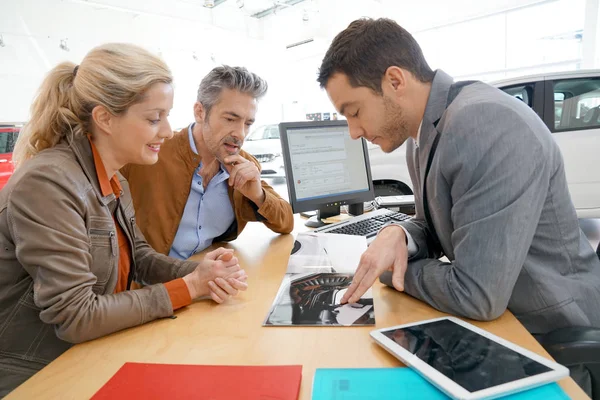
[313,208,411,242]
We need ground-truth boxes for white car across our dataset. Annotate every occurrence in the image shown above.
[369,70,600,218]
[243,124,286,180]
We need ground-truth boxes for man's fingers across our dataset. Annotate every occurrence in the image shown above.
[392,257,407,292]
[346,268,379,304]
[341,253,373,303]
[341,268,367,303]
[226,158,250,186]
[341,281,359,304]
[228,169,238,186]
[233,164,257,188]
[223,155,246,166]
[235,170,249,188]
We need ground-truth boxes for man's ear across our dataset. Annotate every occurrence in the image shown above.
[91,105,115,136]
[382,66,407,96]
[193,102,207,124]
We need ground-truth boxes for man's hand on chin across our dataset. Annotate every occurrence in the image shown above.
[223,154,265,206]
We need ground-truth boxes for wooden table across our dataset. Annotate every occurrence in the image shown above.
[7,218,590,399]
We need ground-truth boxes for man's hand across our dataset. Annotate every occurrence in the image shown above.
[183,248,248,301]
[223,155,265,206]
[341,225,409,304]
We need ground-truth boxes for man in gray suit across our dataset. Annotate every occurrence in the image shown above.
[317,18,600,336]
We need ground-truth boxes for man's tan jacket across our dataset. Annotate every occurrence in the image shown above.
[121,125,294,256]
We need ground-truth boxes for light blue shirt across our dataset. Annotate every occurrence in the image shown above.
[169,124,235,260]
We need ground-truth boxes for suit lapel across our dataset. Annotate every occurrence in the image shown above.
[417,118,437,194]
[418,70,455,202]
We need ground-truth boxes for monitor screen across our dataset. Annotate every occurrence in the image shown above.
[279,121,374,215]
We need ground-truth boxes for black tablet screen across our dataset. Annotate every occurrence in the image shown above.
[382,319,552,392]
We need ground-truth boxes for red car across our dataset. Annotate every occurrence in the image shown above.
[0,126,19,190]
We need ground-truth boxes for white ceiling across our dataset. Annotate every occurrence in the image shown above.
[0,0,567,123]
[1,0,558,46]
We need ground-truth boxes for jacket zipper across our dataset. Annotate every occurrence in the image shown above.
[126,217,137,290]
[109,231,116,256]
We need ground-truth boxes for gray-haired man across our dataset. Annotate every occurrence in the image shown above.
[122,66,294,260]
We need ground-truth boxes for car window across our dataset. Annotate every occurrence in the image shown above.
[247,126,266,141]
[553,78,600,131]
[501,84,534,107]
[0,128,19,154]
[265,126,280,139]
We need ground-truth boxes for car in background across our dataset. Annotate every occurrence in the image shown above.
[0,125,20,190]
[368,70,600,218]
[243,124,286,180]
[494,70,600,218]
[367,141,413,197]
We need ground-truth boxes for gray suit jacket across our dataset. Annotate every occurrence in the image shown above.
[382,70,600,334]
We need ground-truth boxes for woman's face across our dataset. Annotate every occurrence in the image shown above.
[110,82,174,166]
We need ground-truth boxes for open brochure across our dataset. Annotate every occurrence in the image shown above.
[263,232,375,327]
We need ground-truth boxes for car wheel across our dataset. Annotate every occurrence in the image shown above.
[373,179,413,197]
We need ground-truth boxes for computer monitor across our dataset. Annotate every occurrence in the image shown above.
[279,120,375,227]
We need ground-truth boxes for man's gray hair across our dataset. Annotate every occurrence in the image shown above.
[197,65,268,117]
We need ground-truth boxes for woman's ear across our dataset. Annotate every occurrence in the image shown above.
[91,105,115,136]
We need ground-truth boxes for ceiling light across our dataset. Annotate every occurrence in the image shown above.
[204,0,215,7]
[302,10,309,22]
[236,0,244,8]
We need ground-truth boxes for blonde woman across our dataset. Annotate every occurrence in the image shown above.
[0,43,248,395]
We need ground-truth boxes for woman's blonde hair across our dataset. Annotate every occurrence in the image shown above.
[13,43,173,166]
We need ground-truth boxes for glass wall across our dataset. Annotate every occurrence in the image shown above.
[415,0,586,81]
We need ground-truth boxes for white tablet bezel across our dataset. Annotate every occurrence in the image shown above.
[370,316,569,400]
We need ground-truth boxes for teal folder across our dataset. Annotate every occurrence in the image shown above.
[312,368,570,400]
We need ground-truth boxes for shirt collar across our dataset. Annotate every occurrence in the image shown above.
[415,120,423,149]
[188,123,199,155]
[87,135,123,198]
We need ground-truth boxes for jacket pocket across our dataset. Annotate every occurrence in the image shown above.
[0,288,67,365]
[514,297,591,334]
[88,217,117,290]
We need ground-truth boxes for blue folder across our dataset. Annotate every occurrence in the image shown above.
[312,368,570,400]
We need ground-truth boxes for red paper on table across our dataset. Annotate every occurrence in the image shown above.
[91,362,302,400]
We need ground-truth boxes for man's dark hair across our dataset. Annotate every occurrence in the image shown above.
[317,18,434,93]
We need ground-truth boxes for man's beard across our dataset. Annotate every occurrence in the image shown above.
[379,96,411,153]
[203,121,243,163]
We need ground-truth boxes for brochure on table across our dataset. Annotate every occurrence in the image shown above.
[264,232,375,327]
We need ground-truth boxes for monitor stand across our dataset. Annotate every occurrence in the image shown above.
[304,205,341,228]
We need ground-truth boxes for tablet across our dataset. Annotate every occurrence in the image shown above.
[370,317,569,400]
